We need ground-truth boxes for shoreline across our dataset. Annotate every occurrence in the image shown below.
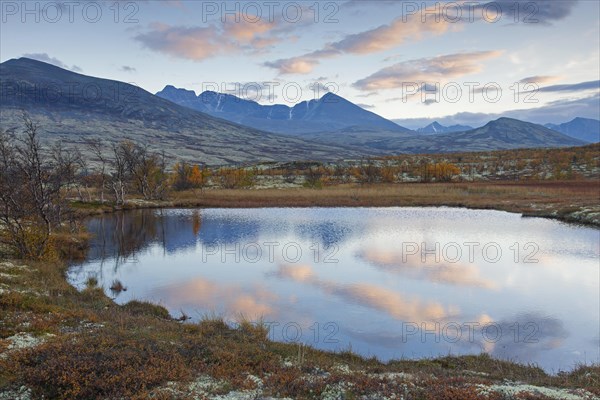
[73,181,600,228]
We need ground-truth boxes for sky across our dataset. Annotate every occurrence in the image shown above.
[1,0,599,128]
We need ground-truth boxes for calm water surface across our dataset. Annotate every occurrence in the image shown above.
[67,207,600,372]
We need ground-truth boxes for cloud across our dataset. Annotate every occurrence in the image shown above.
[152,277,278,320]
[136,3,323,62]
[264,9,459,75]
[276,264,315,282]
[135,23,222,61]
[357,248,498,290]
[343,0,578,24]
[22,53,82,72]
[120,65,137,73]
[331,283,449,322]
[275,264,457,324]
[393,93,600,128]
[353,51,503,91]
[135,17,279,61]
[357,103,375,109]
[264,57,319,75]
[482,313,568,361]
[532,80,600,93]
[519,75,562,85]
[475,0,579,24]
[264,1,580,75]
[356,92,378,98]
[328,16,453,55]
[342,0,398,9]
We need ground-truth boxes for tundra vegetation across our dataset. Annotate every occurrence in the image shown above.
[0,115,599,399]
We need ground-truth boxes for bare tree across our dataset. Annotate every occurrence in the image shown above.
[303,166,323,188]
[87,139,108,204]
[358,159,380,184]
[51,141,83,222]
[109,143,128,205]
[0,114,70,258]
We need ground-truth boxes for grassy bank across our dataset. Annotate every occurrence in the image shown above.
[74,181,600,227]
[0,258,598,399]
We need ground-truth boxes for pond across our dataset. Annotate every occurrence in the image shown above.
[67,207,600,372]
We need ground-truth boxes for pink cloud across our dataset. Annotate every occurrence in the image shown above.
[353,51,503,91]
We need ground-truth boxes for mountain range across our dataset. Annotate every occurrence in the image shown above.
[0,58,589,164]
[158,85,598,145]
[544,118,600,143]
[0,58,361,164]
[156,85,409,135]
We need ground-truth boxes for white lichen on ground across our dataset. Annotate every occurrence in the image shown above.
[0,262,31,271]
[152,374,275,400]
[0,332,55,360]
[0,262,47,297]
[0,386,32,400]
[478,382,599,400]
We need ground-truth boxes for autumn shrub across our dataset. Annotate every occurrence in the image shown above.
[172,162,209,191]
[217,167,256,189]
[10,331,191,400]
[426,162,462,182]
[10,225,58,261]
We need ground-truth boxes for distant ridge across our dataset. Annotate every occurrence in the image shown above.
[278,117,584,154]
[426,117,585,151]
[544,118,600,143]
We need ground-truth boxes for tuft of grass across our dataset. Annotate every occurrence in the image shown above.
[109,279,127,295]
[122,300,171,320]
[85,275,98,288]
[175,308,191,322]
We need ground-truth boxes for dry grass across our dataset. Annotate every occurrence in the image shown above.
[153,180,600,226]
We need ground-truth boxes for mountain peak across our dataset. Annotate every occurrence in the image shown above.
[493,117,520,124]
[417,121,472,135]
[3,57,73,71]
[321,92,342,100]
[6,57,41,65]
[160,85,196,94]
